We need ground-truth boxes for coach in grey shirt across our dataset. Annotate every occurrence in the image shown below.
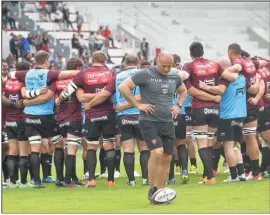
[119,51,187,203]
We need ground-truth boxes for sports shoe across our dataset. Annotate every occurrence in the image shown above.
[198,177,207,184]
[126,180,136,187]
[86,179,96,188]
[206,177,216,184]
[167,178,176,185]
[107,180,115,187]
[99,172,108,179]
[42,176,56,183]
[213,169,219,175]
[134,170,140,177]
[2,183,8,189]
[181,170,189,184]
[175,166,181,175]
[142,178,149,185]
[189,165,198,174]
[148,186,158,203]
[114,171,121,178]
[246,173,262,181]
[30,179,35,185]
[63,182,80,188]
[238,174,247,181]
[223,176,240,183]
[55,179,64,187]
[83,171,89,180]
[72,180,84,186]
[7,182,17,188]
[33,183,45,188]
[18,182,34,188]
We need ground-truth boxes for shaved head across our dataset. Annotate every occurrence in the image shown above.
[125,53,139,66]
[217,58,232,69]
[157,51,173,62]
[156,51,174,75]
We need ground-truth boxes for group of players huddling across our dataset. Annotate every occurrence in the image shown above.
[2,42,270,201]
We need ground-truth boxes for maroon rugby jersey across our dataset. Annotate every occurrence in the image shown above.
[73,66,115,119]
[2,85,7,128]
[258,67,270,107]
[183,57,223,108]
[4,79,25,121]
[53,78,82,123]
[233,57,263,109]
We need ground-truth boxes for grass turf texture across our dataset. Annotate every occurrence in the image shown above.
[2,149,269,213]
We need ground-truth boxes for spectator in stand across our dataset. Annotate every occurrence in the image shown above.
[88,32,95,55]
[2,3,17,29]
[9,33,19,61]
[76,11,84,33]
[39,42,49,52]
[140,38,149,60]
[137,52,142,62]
[101,26,115,48]
[101,39,114,64]
[54,8,63,30]
[71,34,83,56]
[18,34,30,57]
[62,4,74,31]
[42,33,50,47]
[27,34,37,56]
[78,34,88,56]
[97,26,103,35]
[94,31,105,51]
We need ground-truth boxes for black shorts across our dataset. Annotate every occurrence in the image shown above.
[139,120,175,155]
[244,107,259,124]
[184,107,192,127]
[117,117,143,142]
[217,118,244,142]
[84,112,116,141]
[2,130,8,144]
[5,120,28,141]
[58,121,82,138]
[192,107,219,127]
[24,115,59,138]
[174,114,186,139]
[257,106,270,133]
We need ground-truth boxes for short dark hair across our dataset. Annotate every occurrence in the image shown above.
[125,54,139,65]
[228,43,242,55]
[15,61,31,71]
[66,57,84,70]
[189,42,204,58]
[173,54,181,64]
[241,50,250,58]
[140,60,151,68]
[35,50,49,65]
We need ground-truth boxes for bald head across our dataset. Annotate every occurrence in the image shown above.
[217,58,232,70]
[125,54,139,66]
[156,51,174,75]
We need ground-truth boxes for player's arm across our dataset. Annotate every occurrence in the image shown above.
[176,83,187,106]
[21,86,48,99]
[116,95,141,112]
[198,81,226,95]
[118,77,139,108]
[58,70,80,80]
[76,88,97,103]
[246,74,261,95]
[248,80,265,105]
[23,90,54,106]
[84,90,112,110]
[257,60,270,68]
[2,95,23,108]
[264,93,270,102]
[220,64,242,82]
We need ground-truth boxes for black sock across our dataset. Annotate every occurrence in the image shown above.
[99,148,106,174]
[190,158,197,167]
[207,146,214,178]
[7,155,18,184]
[212,148,221,171]
[177,144,188,171]
[198,148,209,178]
[83,159,87,174]
[48,154,53,176]
[15,155,19,181]
[260,146,269,172]
[54,148,64,181]
[245,156,252,173]
[28,154,34,181]
[123,152,135,182]
[30,152,41,183]
[175,159,180,167]
[229,166,237,179]
[19,156,28,184]
[72,157,79,181]
[106,149,116,182]
[140,150,150,180]
[169,156,175,180]
[115,149,121,172]
[41,153,49,179]
[250,159,260,176]
[236,163,244,176]
[87,149,97,181]
[65,154,75,184]
[220,146,226,160]
[241,142,249,171]
[2,156,9,182]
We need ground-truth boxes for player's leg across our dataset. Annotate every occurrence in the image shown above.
[206,126,216,182]
[212,141,222,175]
[114,134,122,178]
[2,132,9,187]
[98,136,107,178]
[40,138,52,183]
[137,139,149,185]
[81,137,88,179]
[168,146,176,184]
[234,142,246,180]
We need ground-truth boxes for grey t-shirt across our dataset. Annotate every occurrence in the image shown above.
[131,67,182,122]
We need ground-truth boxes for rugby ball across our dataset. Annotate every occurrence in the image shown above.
[152,188,176,204]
